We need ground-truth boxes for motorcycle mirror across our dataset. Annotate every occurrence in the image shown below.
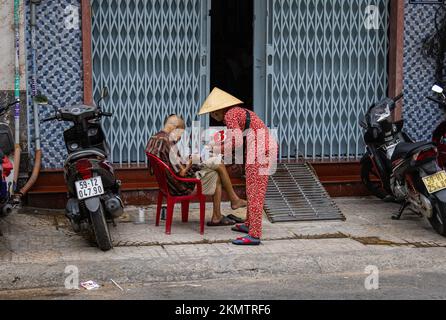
[100,87,109,99]
[359,120,367,129]
[432,85,444,94]
[377,106,391,123]
[33,94,49,105]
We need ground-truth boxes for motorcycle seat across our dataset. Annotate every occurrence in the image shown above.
[391,141,435,162]
[65,148,107,165]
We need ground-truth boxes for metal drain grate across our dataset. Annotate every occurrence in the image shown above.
[264,163,345,223]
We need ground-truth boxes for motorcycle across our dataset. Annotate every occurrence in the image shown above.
[429,85,446,169]
[0,101,15,217]
[360,93,446,237]
[42,88,123,251]
[360,94,410,201]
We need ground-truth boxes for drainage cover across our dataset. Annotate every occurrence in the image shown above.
[264,163,345,223]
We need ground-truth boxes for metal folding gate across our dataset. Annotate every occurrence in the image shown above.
[91,0,389,164]
[265,0,389,160]
[91,0,210,164]
[264,163,345,223]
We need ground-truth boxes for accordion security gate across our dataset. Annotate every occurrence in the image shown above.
[265,0,389,160]
[91,0,389,165]
[264,163,345,223]
[91,0,210,165]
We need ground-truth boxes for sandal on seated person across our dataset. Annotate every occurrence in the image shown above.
[207,216,236,227]
[227,214,245,224]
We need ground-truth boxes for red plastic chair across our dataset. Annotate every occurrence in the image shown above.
[146,152,206,235]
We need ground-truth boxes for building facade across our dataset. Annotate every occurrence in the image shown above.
[1,0,445,170]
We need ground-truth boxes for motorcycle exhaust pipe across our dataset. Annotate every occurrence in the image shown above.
[104,196,124,218]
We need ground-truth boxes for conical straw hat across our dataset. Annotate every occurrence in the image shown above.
[198,88,243,115]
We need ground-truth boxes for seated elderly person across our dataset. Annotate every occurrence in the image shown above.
[146,114,246,226]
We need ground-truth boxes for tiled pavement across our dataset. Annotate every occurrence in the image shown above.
[2,197,446,262]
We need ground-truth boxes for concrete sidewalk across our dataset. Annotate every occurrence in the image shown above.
[1,197,446,299]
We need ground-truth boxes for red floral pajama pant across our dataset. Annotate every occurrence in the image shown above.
[244,162,270,239]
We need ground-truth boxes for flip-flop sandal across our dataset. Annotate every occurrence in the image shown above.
[231,224,249,234]
[207,216,236,227]
[232,235,261,246]
[227,214,245,224]
[231,202,247,211]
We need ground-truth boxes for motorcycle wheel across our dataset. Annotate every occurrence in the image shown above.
[89,203,113,251]
[429,202,446,237]
[360,155,389,200]
[0,203,12,218]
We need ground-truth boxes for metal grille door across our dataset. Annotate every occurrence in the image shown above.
[265,0,389,160]
[91,0,210,164]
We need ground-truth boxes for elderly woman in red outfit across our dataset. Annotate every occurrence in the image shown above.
[199,88,278,246]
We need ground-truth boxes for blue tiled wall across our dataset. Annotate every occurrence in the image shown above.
[26,0,83,169]
[403,1,445,142]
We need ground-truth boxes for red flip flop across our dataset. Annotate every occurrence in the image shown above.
[232,235,261,246]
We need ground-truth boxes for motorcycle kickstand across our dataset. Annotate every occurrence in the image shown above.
[392,201,409,220]
[112,218,117,228]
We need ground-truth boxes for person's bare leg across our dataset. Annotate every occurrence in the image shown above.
[215,164,247,210]
[211,176,223,223]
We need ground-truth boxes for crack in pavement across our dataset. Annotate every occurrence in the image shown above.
[112,232,446,249]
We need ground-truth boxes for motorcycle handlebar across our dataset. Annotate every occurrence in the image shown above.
[41,109,112,123]
[100,111,113,117]
[393,93,404,103]
[388,93,403,112]
[42,116,58,123]
[0,101,18,112]
[427,96,446,107]
[6,101,17,108]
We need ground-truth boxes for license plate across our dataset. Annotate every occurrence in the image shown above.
[75,177,105,200]
[422,171,446,194]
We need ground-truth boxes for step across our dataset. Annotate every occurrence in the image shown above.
[25,161,369,208]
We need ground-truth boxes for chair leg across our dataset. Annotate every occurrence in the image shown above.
[199,196,206,235]
[156,192,163,227]
[165,198,175,235]
[181,201,190,223]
